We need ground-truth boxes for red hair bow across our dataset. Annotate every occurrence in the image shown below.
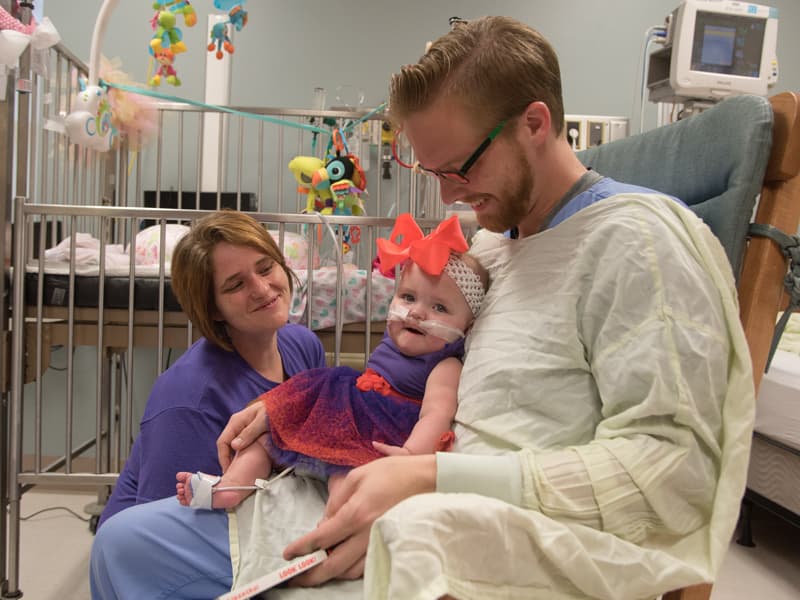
[376,213,468,276]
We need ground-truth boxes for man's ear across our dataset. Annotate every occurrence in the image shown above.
[519,101,552,145]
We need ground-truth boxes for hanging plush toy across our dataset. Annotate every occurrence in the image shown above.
[147,1,197,86]
[149,9,186,54]
[214,0,248,25]
[208,0,248,60]
[228,3,248,31]
[207,21,233,59]
[305,130,369,256]
[149,47,180,86]
[288,155,335,214]
[311,152,367,216]
[156,0,197,27]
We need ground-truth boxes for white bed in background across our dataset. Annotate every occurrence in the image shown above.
[754,349,800,450]
[746,314,800,523]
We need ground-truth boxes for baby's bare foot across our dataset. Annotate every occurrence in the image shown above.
[175,471,194,506]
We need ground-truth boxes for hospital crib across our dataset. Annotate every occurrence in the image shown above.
[0,40,445,597]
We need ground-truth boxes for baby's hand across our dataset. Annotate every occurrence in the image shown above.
[372,441,411,456]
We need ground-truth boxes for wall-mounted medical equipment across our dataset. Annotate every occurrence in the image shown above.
[647,0,778,105]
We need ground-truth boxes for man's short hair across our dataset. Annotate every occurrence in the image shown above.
[389,16,565,136]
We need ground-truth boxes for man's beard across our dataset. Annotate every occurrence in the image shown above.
[476,151,534,233]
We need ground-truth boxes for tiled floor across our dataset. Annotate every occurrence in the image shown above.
[9,489,800,599]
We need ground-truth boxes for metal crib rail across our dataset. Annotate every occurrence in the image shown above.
[8,200,445,484]
[3,37,447,597]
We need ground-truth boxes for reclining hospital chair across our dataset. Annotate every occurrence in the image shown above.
[576,92,800,600]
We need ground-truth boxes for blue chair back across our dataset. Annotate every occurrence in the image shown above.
[577,96,773,280]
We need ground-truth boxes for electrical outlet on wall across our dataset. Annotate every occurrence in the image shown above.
[565,114,629,150]
[588,121,605,147]
[566,120,582,150]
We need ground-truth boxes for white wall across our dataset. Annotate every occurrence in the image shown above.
[43,0,800,132]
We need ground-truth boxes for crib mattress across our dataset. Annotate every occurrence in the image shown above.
[25,271,182,311]
[755,349,800,452]
[24,262,396,331]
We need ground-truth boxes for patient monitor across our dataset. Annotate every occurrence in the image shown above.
[647,0,778,105]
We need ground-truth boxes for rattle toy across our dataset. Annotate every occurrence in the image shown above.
[63,78,116,152]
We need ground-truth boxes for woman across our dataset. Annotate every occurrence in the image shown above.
[97,210,326,528]
[91,213,487,600]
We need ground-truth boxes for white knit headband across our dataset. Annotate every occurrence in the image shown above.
[443,255,485,317]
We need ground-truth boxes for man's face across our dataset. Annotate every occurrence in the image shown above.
[403,101,535,233]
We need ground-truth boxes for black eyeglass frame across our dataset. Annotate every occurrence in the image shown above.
[415,120,507,184]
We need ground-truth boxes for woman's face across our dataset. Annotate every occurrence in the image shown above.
[387,262,474,357]
[210,241,291,344]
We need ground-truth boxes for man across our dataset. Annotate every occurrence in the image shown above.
[282,15,754,598]
[91,16,754,600]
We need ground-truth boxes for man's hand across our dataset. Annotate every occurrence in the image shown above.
[216,400,268,472]
[283,454,437,586]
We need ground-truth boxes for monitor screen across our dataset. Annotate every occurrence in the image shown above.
[691,10,766,78]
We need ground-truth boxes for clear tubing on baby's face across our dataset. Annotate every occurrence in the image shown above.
[387,303,466,343]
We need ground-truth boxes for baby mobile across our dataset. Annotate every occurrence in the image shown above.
[148,0,249,87]
[64,0,252,150]
[63,0,383,257]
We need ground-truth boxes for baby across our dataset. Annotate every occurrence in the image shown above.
[176,213,488,509]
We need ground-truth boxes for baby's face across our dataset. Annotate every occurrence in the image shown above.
[387,262,474,356]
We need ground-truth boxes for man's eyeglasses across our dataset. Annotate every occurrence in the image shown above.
[394,120,506,185]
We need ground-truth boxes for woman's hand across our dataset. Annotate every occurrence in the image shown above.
[283,454,437,586]
[216,400,268,472]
